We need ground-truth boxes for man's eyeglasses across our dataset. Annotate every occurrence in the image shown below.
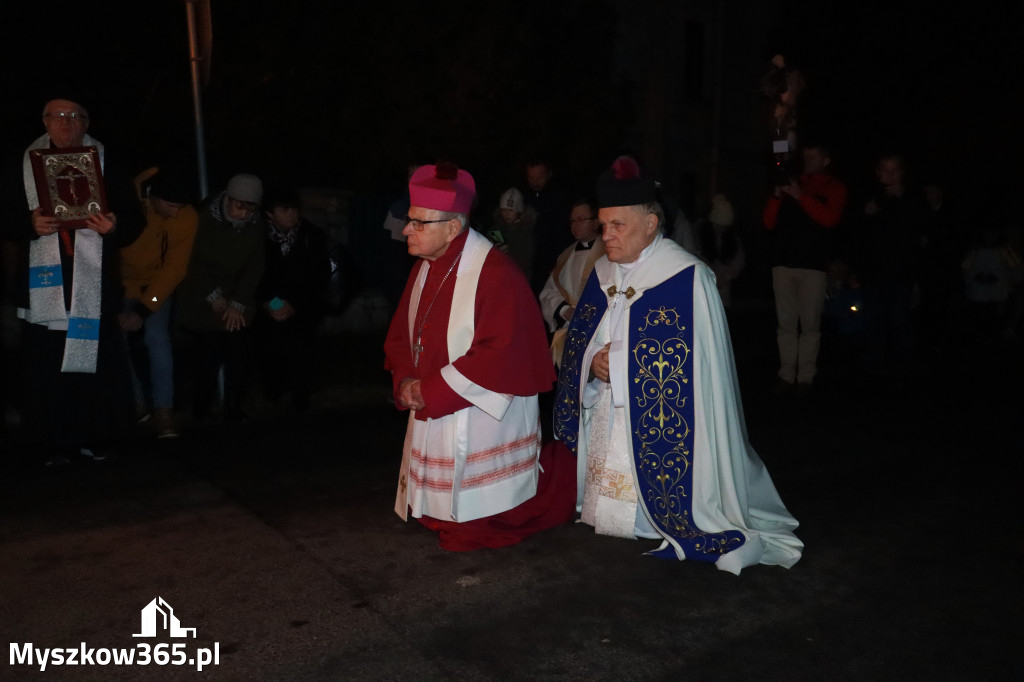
[404,216,450,231]
[44,112,88,122]
[569,216,597,224]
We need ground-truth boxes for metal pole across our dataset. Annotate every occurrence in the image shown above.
[709,1,724,201]
[185,0,209,200]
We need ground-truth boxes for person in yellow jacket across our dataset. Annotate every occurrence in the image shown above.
[119,167,198,437]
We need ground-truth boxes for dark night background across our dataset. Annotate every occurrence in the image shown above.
[2,7,1021,678]
[4,1,1021,231]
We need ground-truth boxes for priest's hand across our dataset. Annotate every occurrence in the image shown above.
[85,211,117,235]
[31,208,61,237]
[590,345,610,383]
[398,378,425,411]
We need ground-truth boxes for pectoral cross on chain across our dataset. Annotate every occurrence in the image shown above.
[411,249,463,369]
[413,337,424,367]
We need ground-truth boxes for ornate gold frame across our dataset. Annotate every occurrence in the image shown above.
[29,146,108,229]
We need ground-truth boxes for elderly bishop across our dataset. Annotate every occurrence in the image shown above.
[554,156,803,574]
[384,163,574,551]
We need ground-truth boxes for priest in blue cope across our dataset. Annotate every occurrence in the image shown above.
[554,155,803,574]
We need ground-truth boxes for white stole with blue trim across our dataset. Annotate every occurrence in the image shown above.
[20,133,105,373]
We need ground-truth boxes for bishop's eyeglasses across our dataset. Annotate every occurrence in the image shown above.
[404,216,451,231]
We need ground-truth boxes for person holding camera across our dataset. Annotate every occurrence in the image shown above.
[762,143,848,393]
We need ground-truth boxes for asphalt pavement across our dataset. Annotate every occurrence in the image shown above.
[2,308,1021,682]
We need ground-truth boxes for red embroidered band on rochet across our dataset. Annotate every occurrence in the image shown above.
[410,433,539,490]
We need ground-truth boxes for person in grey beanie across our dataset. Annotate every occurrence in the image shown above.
[175,173,266,422]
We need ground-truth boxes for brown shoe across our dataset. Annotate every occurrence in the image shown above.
[154,408,179,439]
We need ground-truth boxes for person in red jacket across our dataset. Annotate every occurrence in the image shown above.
[763,143,848,392]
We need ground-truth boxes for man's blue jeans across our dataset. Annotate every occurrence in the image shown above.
[128,298,175,410]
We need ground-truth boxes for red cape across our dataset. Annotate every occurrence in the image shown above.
[384,229,555,420]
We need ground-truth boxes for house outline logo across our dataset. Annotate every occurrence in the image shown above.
[132,597,197,638]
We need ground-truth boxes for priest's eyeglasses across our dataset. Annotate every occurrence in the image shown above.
[44,111,89,122]
[404,216,450,231]
[569,216,597,224]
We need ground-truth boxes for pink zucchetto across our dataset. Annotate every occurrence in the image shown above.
[408,162,476,214]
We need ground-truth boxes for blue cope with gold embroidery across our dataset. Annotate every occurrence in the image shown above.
[554,267,745,562]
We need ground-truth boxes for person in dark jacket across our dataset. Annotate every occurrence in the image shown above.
[176,174,266,421]
[852,153,928,381]
[253,186,331,410]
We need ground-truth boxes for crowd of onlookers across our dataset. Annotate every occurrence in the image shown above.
[0,93,337,464]
[460,152,1023,396]
[1,93,1020,467]
[762,147,1022,393]
[1,163,334,446]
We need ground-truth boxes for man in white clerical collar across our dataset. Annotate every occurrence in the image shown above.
[539,198,606,337]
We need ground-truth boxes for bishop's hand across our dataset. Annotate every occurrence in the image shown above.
[399,377,425,411]
[590,345,611,383]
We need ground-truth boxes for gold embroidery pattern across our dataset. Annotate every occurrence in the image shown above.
[631,305,742,556]
[585,456,637,503]
[633,306,690,447]
[553,303,600,450]
[35,266,59,287]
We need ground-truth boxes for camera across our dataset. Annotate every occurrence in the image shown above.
[772,157,795,188]
[771,140,794,187]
